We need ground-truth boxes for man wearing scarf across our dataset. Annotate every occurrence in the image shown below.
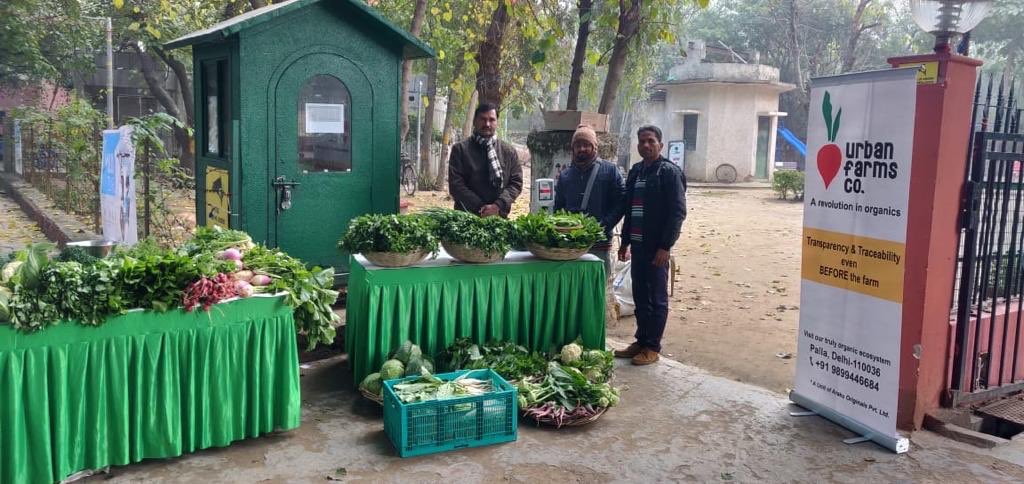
[553,124,625,277]
[448,103,523,218]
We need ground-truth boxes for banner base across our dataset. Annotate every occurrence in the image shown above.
[789,390,910,454]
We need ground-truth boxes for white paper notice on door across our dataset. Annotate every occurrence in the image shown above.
[305,103,345,134]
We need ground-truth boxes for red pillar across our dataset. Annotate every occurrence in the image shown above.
[887,53,982,430]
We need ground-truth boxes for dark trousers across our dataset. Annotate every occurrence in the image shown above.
[631,247,670,352]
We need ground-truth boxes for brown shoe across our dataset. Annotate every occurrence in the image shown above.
[614,342,643,359]
[631,348,660,366]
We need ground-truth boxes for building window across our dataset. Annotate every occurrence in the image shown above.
[297,75,351,173]
[683,114,698,151]
[202,60,229,157]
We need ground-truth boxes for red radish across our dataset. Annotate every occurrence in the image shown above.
[817,144,842,189]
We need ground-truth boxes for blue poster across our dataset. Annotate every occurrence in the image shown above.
[100,129,119,196]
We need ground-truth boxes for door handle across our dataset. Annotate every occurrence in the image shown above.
[273,176,300,211]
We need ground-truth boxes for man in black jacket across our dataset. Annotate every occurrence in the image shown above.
[616,125,687,365]
[448,103,523,218]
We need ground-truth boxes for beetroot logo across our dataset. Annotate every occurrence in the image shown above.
[817,91,843,189]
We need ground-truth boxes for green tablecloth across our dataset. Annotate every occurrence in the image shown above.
[346,251,606,383]
[0,295,300,484]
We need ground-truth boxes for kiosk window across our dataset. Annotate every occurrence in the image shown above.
[203,60,229,157]
[298,75,351,172]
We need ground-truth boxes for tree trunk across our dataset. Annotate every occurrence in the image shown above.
[152,47,195,168]
[462,89,479,138]
[841,0,874,73]
[399,0,429,147]
[419,58,437,189]
[566,0,594,111]
[597,0,641,116]
[436,57,467,188]
[476,1,510,107]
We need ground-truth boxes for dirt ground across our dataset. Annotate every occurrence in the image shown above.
[606,188,804,393]
[403,187,803,394]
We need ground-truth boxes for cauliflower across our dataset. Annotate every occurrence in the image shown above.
[560,343,583,364]
[2,261,23,282]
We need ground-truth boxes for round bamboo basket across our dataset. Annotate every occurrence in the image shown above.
[443,241,506,264]
[360,387,383,405]
[363,250,429,268]
[525,242,590,261]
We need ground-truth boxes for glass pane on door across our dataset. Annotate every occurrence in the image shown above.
[297,75,352,172]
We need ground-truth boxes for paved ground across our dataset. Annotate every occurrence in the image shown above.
[84,339,1024,483]
[0,187,48,257]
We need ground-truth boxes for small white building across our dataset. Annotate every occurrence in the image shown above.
[632,52,795,183]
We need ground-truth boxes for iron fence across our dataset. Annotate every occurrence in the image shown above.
[950,74,1024,406]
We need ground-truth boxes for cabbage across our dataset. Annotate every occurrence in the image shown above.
[380,359,405,380]
[560,343,582,364]
[359,372,383,395]
[392,340,422,364]
[405,356,434,377]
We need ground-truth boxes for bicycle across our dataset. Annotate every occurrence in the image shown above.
[400,152,417,196]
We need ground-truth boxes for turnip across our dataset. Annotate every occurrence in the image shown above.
[219,248,242,261]
[235,280,254,298]
[232,259,244,271]
[233,270,254,282]
[250,274,272,286]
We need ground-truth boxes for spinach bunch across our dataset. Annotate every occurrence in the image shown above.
[516,210,604,249]
[441,338,548,382]
[424,209,518,254]
[181,226,255,256]
[338,213,439,254]
[243,245,339,349]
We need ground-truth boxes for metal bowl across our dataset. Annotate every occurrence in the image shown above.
[65,239,118,258]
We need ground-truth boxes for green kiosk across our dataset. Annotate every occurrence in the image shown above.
[167,0,432,279]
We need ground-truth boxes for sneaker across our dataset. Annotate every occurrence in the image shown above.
[631,348,660,366]
[614,342,643,358]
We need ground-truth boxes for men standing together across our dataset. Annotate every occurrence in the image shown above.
[448,105,685,367]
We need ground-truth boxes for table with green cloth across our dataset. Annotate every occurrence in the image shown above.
[0,295,301,484]
[346,250,606,383]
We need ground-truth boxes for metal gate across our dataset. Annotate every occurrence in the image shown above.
[950,75,1024,406]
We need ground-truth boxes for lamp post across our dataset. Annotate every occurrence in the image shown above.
[84,16,115,128]
[909,0,992,53]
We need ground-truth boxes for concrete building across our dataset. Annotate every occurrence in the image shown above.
[633,44,795,183]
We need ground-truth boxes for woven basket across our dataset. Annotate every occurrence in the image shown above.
[363,250,429,268]
[443,241,506,264]
[525,242,590,261]
[360,387,383,406]
[523,405,608,428]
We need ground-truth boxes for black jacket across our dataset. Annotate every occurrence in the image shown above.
[447,138,523,217]
[621,157,687,253]
[553,159,626,245]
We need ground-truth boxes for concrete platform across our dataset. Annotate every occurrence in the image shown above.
[84,341,1024,483]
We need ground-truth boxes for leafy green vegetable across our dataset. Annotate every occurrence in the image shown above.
[181,226,255,256]
[338,213,439,254]
[516,210,604,249]
[392,370,492,403]
[518,361,620,411]
[422,208,519,254]
[381,359,405,380]
[242,245,339,350]
[441,338,549,382]
[57,246,98,265]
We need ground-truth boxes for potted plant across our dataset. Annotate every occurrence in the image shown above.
[421,209,518,264]
[516,211,604,261]
[338,214,439,267]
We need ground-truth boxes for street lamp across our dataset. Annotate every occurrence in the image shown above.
[909,0,992,53]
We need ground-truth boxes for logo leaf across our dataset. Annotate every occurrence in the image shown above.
[823,91,834,142]
[832,108,842,142]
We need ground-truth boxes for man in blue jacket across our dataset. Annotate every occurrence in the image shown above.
[616,125,687,366]
[554,124,625,277]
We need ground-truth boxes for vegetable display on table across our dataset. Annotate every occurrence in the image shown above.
[338,214,439,259]
[421,208,519,263]
[515,210,604,249]
[0,227,339,349]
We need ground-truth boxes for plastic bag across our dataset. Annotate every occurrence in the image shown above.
[612,260,634,317]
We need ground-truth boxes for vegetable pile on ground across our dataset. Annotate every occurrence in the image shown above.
[440,338,548,382]
[440,339,621,427]
[338,213,439,255]
[0,227,339,349]
[421,208,519,256]
[515,210,605,249]
[359,340,435,400]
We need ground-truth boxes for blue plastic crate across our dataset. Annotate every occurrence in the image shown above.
[382,369,518,457]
